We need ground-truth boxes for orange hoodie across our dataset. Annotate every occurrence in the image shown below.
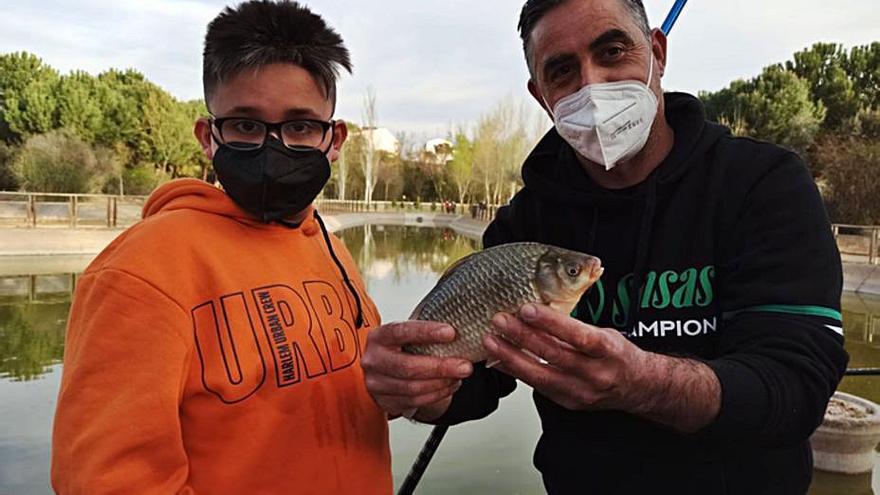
[52,179,391,495]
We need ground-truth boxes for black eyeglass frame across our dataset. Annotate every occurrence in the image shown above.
[210,116,336,152]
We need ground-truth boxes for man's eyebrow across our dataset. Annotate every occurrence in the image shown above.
[589,29,636,51]
[540,28,637,78]
[543,53,578,79]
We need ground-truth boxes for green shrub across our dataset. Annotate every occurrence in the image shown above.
[0,142,19,191]
[122,166,170,196]
[12,130,112,193]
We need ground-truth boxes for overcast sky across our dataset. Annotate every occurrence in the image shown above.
[1,0,877,137]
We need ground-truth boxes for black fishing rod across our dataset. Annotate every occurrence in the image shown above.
[397,425,449,495]
[397,2,693,493]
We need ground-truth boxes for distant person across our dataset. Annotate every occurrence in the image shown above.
[51,1,392,493]
[361,0,848,493]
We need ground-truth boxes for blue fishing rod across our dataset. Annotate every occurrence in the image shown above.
[661,0,688,35]
[396,2,691,494]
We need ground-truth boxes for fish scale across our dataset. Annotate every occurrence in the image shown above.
[405,242,593,362]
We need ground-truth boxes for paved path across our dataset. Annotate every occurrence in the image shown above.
[1,212,878,296]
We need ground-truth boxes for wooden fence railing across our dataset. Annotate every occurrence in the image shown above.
[833,224,880,265]
[0,191,147,228]
[0,191,875,264]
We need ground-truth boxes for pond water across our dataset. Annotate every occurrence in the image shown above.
[1,225,879,494]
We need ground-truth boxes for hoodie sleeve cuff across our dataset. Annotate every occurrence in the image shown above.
[430,365,517,426]
[699,358,770,441]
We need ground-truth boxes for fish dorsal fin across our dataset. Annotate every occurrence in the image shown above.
[435,251,480,286]
[409,251,480,319]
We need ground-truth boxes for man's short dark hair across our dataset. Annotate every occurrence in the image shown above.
[518,0,651,76]
[202,0,352,109]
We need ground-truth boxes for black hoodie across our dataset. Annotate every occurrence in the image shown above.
[435,93,848,494]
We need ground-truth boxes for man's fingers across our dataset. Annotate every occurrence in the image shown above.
[483,334,567,390]
[365,375,459,397]
[370,320,457,347]
[361,347,472,380]
[491,313,578,369]
[518,304,611,357]
[484,334,595,411]
[374,383,461,413]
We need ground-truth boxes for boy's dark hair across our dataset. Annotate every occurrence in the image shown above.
[518,0,651,76]
[202,0,352,109]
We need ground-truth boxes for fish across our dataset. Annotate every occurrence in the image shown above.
[404,242,603,362]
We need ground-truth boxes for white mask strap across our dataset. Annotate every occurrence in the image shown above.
[542,92,555,121]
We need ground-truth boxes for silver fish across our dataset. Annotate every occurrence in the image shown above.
[405,242,603,362]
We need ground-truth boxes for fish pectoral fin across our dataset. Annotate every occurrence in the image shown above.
[547,300,574,314]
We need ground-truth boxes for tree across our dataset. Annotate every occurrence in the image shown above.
[360,87,381,204]
[377,151,403,201]
[749,66,826,154]
[702,66,825,155]
[0,52,59,143]
[846,42,880,111]
[470,98,532,204]
[418,140,452,202]
[786,43,861,132]
[54,71,104,142]
[334,123,362,200]
[140,87,204,178]
[93,69,152,150]
[449,130,475,204]
[814,134,880,224]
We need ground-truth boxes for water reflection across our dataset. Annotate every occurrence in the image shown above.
[0,226,879,495]
[0,271,73,383]
[838,292,880,406]
[340,225,479,288]
[0,303,67,382]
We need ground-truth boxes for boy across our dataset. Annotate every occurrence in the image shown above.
[51,2,392,493]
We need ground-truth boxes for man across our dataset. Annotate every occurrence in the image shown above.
[361,0,848,493]
[52,2,392,493]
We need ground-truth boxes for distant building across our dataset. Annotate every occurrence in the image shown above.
[360,127,400,155]
[423,138,453,164]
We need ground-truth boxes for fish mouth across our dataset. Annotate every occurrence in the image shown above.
[586,257,604,284]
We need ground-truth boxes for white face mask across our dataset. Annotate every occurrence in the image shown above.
[547,54,659,171]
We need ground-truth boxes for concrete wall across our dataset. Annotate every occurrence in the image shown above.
[0,212,877,296]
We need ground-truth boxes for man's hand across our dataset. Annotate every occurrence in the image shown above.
[361,321,473,422]
[485,304,720,433]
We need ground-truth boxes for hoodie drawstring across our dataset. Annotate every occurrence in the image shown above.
[627,172,659,332]
[313,211,365,329]
[275,212,365,329]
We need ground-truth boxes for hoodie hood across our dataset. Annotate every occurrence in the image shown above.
[142,178,319,234]
[141,178,359,325]
[522,92,729,205]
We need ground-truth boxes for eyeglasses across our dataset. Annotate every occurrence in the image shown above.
[211,117,335,151]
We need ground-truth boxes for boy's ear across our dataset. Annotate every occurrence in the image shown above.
[327,120,348,162]
[194,118,215,160]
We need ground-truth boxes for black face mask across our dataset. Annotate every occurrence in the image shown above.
[212,137,331,223]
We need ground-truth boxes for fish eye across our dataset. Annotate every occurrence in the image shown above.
[566,265,581,277]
